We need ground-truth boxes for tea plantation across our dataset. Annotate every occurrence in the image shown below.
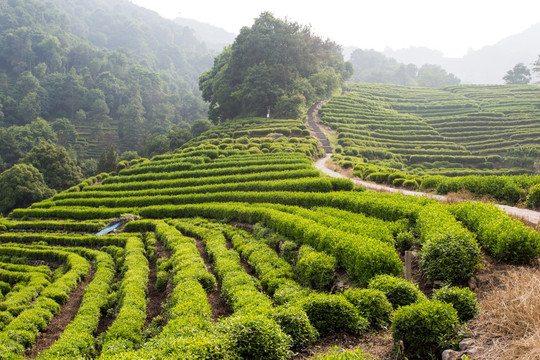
[0,115,539,359]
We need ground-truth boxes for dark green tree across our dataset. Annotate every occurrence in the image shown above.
[191,118,213,137]
[52,118,78,148]
[97,145,119,173]
[503,63,531,84]
[23,141,83,190]
[167,125,192,150]
[138,133,170,158]
[199,12,352,122]
[0,163,55,215]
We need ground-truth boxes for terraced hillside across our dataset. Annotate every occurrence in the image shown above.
[321,84,540,205]
[0,116,539,359]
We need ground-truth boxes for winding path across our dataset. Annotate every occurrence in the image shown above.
[308,102,540,226]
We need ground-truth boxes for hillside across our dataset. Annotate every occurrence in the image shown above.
[173,17,236,52]
[0,112,539,358]
[0,0,213,174]
[321,83,540,205]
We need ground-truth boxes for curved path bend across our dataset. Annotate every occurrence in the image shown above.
[308,102,540,226]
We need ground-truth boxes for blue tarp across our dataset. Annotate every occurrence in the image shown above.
[95,222,121,236]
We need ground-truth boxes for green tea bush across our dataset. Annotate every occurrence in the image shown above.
[419,233,483,283]
[217,314,292,360]
[343,288,392,328]
[368,275,426,309]
[432,286,479,322]
[451,202,540,264]
[301,293,368,336]
[527,184,540,208]
[296,245,336,291]
[280,241,298,265]
[392,300,460,359]
[272,306,318,351]
[402,179,419,189]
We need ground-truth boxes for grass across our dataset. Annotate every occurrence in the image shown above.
[470,265,540,359]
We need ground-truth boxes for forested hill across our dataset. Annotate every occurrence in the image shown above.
[0,0,214,175]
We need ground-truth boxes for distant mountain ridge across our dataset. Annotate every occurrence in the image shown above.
[173,17,236,52]
[383,23,540,84]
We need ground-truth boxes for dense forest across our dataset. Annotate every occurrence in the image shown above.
[199,12,353,122]
[0,0,215,180]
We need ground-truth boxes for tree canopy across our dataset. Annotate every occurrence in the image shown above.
[199,12,353,122]
[503,63,531,84]
[0,163,55,215]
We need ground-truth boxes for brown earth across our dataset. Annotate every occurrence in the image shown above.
[27,267,96,359]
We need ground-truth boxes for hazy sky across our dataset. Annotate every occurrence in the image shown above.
[130,0,540,58]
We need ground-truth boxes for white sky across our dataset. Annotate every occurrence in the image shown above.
[130,0,540,58]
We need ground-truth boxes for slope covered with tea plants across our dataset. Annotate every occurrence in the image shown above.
[321,83,540,206]
[1,114,539,359]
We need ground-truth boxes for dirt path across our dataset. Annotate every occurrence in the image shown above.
[308,102,540,226]
[27,267,96,359]
[316,155,540,225]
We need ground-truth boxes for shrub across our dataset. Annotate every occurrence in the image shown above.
[343,288,392,328]
[432,286,479,322]
[296,245,336,291]
[392,300,461,359]
[301,293,368,336]
[280,241,298,265]
[402,179,419,189]
[368,275,426,309]
[272,306,318,351]
[419,233,483,283]
[527,184,540,208]
[392,178,406,187]
[217,314,292,360]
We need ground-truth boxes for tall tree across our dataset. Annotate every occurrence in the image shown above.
[199,12,352,122]
[0,163,55,215]
[23,141,83,190]
[503,63,531,84]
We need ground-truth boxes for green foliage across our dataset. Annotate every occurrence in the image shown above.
[343,288,393,328]
[314,347,377,360]
[419,233,483,283]
[199,12,351,122]
[432,286,479,322]
[0,164,55,215]
[217,314,292,360]
[503,63,531,84]
[301,293,368,336]
[526,184,540,208]
[98,145,119,174]
[23,141,83,190]
[450,202,540,264]
[296,245,336,291]
[391,300,461,359]
[271,306,318,351]
[368,275,426,309]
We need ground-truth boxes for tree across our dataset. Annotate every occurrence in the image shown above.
[52,118,78,148]
[417,64,460,88]
[138,133,170,158]
[97,145,119,173]
[17,91,41,124]
[0,163,55,215]
[191,118,213,137]
[23,141,83,190]
[167,125,192,150]
[503,63,531,84]
[199,12,352,122]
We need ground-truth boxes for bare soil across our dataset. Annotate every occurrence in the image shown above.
[145,240,171,326]
[195,238,232,321]
[27,267,96,359]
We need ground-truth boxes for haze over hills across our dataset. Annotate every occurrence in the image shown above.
[384,23,540,84]
[173,17,236,52]
[175,15,540,85]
